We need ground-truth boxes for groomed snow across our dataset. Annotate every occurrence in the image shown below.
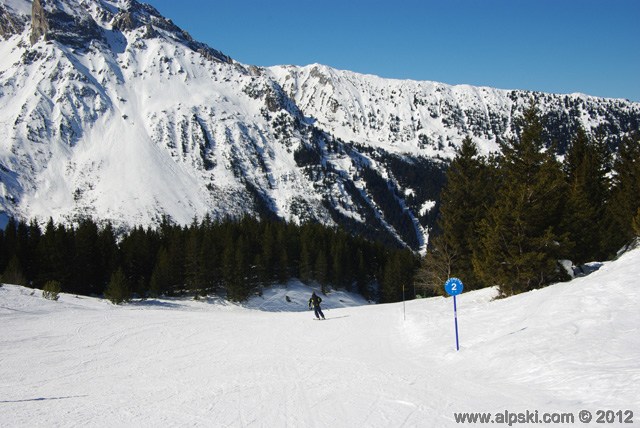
[1,249,639,427]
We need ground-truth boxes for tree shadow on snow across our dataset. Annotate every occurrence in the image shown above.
[0,395,88,403]
[572,262,604,278]
[128,299,184,310]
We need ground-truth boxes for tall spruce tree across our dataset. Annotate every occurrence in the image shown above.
[561,127,611,264]
[97,222,118,294]
[165,225,186,293]
[185,226,205,296]
[473,102,571,296]
[149,247,171,297]
[415,136,494,294]
[199,226,219,294]
[258,223,277,285]
[73,219,102,295]
[25,220,42,283]
[603,133,640,254]
[276,225,291,284]
[36,219,73,290]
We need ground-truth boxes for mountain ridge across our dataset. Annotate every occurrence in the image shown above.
[267,63,639,156]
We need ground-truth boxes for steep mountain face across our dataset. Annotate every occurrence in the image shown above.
[267,64,640,156]
[0,0,638,251]
[0,0,437,249]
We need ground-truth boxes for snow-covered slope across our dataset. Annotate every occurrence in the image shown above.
[1,0,639,249]
[1,248,639,426]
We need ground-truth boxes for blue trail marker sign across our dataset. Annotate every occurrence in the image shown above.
[444,278,464,351]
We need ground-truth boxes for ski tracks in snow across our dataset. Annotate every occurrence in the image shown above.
[3,248,640,428]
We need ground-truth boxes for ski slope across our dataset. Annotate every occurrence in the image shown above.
[1,250,640,427]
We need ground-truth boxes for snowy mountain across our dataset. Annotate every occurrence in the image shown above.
[268,64,640,156]
[1,246,639,426]
[1,0,639,249]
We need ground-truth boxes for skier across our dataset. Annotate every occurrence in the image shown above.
[308,292,325,320]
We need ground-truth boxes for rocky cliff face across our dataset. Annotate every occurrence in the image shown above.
[0,0,638,251]
[28,0,45,43]
[29,0,104,46]
[268,64,639,157]
[0,2,27,38]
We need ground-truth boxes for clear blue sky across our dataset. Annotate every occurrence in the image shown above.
[145,0,640,102]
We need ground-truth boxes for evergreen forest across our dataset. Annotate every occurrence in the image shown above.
[0,215,418,304]
[415,103,640,298]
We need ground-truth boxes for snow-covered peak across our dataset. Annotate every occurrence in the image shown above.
[268,63,639,157]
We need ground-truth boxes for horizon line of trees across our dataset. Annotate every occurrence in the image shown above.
[0,215,419,304]
[416,102,640,298]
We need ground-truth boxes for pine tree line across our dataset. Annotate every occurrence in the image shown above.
[416,102,640,297]
[0,215,418,303]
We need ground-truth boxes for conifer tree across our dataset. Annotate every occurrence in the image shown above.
[259,224,277,285]
[2,218,18,272]
[104,268,131,305]
[221,233,236,295]
[120,226,155,296]
[36,219,73,289]
[25,219,42,283]
[43,280,62,301]
[380,252,401,303]
[420,136,494,291]
[97,222,118,294]
[414,234,456,297]
[73,219,101,295]
[0,227,5,275]
[314,249,329,293]
[299,240,313,284]
[286,223,302,279]
[380,251,417,303]
[354,248,369,297]
[632,208,640,238]
[185,226,205,296]
[473,102,571,296]
[276,226,291,284]
[603,134,640,254]
[149,247,171,297]
[199,227,219,294]
[331,237,348,289]
[15,220,30,277]
[163,226,185,294]
[561,127,611,263]
[231,235,252,301]
[1,255,27,286]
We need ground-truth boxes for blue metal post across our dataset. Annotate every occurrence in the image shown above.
[453,295,460,351]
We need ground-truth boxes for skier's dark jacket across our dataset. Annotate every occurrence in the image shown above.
[308,293,322,308]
